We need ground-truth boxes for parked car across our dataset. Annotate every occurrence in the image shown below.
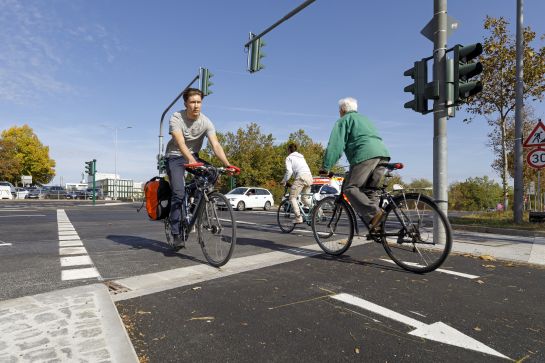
[83,188,104,200]
[45,186,67,199]
[0,185,13,199]
[310,176,341,201]
[14,187,29,199]
[26,188,46,199]
[225,187,274,211]
[0,181,16,198]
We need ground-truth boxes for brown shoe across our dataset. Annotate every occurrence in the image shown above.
[369,209,384,232]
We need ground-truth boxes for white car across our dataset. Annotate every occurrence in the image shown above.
[15,187,29,199]
[0,185,13,199]
[225,187,274,211]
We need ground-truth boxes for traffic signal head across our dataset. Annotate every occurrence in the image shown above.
[199,67,214,96]
[403,60,428,113]
[453,43,483,103]
[85,161,92,175]
[247,33,266,73]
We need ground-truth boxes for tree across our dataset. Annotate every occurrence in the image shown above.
[461,16,545,209]
[406,178,433,196]
[0,125,55,185]
[449,176,503,211]
[283,129,325,175]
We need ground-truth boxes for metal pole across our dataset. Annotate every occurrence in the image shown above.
[514,0,524,222]
[243,0,316,47]
[538,170,542,211]
[433,0,448,242]
[114,127,118,201]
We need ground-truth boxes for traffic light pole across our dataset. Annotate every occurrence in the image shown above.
[514,0,524,223]
[433,0,448,242]
[243,0,316,47]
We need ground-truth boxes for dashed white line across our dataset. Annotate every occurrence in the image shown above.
[379,259,480,279]
[57,209,101,281]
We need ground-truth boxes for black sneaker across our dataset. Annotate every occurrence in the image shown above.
[173,234,186,249]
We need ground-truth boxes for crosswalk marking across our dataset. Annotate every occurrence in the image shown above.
[57,209,101,281]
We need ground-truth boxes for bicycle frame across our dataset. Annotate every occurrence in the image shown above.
[281,190,316,224]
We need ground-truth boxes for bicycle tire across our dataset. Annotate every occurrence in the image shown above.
[381,193,452,273]
[311,196,354,255]
[198,192,236,267]
[277,199,296,233]
[164,218,180,251]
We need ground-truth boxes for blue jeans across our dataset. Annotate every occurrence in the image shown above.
[166,156,187,236]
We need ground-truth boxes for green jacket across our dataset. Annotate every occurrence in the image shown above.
[323,111,390,170]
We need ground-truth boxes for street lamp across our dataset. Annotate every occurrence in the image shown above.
[101,125,132,200]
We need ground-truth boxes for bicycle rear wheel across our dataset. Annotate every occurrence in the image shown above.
[198,192,236,267]
[381,193,452,273]
[311,197,354,255]
[277,199,296,233]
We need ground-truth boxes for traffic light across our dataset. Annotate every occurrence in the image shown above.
[247,33,266,73]
[403,58,440,115]
[199,67,213,96]
[403,60,427,113]
[85,160,96,175]
[453,43,483,104]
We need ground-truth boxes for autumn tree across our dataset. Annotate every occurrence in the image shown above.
[449,176,503,211]
[0,125,55,185]
[461,16,545,209]
[406,178,433,196]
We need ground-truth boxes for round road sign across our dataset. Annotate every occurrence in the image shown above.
[527,148,545,169]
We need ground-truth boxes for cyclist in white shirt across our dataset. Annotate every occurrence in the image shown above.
[281,143,313,224]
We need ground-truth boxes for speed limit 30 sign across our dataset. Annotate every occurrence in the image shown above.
[527,147,545,169]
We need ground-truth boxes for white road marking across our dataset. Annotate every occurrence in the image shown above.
[224,218,314,235]
[331,293,510,360]
[61,255,93,267]
[0,242,12,247]
[61,267,100,280]
[112,238,370,302]
[59,240,83,247]
[57,209,101,281]
[59,247,87,255]
[379,259,480,279]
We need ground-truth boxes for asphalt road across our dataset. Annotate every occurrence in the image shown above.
[1,200,544,362]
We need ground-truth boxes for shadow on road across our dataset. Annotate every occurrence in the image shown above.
[106,234,208,265]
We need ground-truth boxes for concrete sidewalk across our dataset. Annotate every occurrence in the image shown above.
[0,284,138,363]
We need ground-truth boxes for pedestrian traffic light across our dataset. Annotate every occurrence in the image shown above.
[199,67,213,96]
[453,43,483,104]
[403,58,440,115]
[247,33,266,73]
[403,60,428,113]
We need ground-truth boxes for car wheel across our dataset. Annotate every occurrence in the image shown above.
[236,201,245,211]
[264,201,271,211]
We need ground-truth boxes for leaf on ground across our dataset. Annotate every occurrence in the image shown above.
[476,280,485,285]
[192,286,201,291]
[482,264,496,268]
[137,310,151,315]
[474,326,482,331]
[479,255,496,261]
[354,347,360,354]
[505,263,515,267]
[189,316,215,321]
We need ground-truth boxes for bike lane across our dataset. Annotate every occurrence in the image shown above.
[115,242,544,362]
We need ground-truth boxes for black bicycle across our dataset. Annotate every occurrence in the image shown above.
[164,163,239,267]
[311,163,452,273]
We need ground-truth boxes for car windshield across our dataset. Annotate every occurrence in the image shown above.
[227,188,248,195]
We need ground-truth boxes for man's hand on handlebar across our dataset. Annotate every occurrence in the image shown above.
[226,165,241,175]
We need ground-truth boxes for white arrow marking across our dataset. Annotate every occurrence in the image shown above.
[379,259,480,279]
[331,293,510,360]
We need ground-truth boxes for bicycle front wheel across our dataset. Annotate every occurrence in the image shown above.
[311,197,354,255]
[277,199,296,233]
[198,192,236,267]
[381,193,452,273]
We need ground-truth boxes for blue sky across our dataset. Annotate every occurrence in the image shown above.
[1,0,544,185]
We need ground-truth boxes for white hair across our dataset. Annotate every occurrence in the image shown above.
[338,97,358,113]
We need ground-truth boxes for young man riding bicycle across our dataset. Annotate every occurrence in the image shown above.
[281,143,314,224]
[321,97,390,232]
[165,88,239,248]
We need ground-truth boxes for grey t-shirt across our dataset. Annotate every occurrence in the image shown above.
[165,110,216,157]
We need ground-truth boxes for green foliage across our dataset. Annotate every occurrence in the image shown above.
[448,176,503,211]
[0,125,55,185]
[406,178,433,196]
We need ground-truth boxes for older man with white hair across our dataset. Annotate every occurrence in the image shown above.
[321,97,391,232]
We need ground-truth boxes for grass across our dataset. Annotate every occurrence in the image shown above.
[449,210,545,231]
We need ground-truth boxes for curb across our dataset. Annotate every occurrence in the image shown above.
[452,224,545,238]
